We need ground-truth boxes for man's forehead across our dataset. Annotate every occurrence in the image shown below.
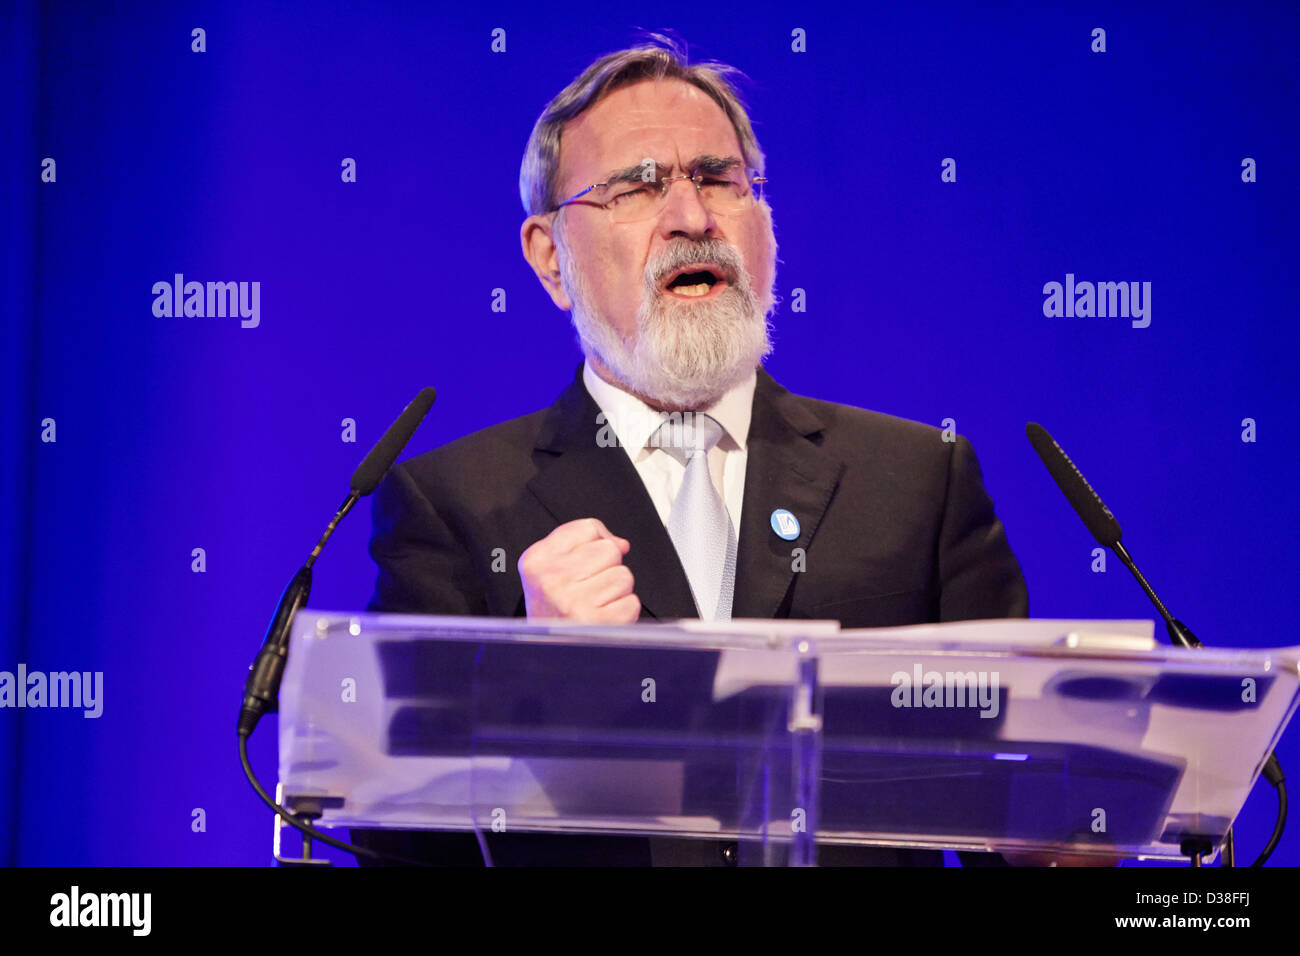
[558,78,744,189]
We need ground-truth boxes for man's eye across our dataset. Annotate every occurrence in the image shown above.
[608,186,650,205]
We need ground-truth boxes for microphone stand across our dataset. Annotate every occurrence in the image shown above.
[237,388,437,867]
[1027,423,1287,867]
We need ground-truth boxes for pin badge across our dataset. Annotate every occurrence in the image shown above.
[770,509,800,541]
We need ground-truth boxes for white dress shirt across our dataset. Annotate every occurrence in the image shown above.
[582,360,755,533]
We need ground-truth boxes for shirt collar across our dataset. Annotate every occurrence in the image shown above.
[582,359,755,455]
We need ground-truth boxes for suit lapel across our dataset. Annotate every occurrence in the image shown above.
[732,369,845,619]
[526,364,697,621]
[525,363,844,622]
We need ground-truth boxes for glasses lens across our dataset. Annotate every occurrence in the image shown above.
[604,173,759,223]
[603,183,660,223]
[698,173,754,214]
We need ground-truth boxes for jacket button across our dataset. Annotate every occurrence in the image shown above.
[720,842,738,866]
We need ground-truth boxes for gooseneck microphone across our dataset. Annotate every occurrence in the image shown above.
[238,387,437,738]
[236,387,437,867]
[1024,422,1200,648]
[1025,421,1286,866]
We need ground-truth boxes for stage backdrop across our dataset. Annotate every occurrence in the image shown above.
[3,1,1297,865]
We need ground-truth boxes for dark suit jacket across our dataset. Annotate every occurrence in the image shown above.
[353,362,1028,866]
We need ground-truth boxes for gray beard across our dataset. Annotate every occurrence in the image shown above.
[558,232,775,411]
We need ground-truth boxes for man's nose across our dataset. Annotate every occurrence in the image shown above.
[657,177,716,237]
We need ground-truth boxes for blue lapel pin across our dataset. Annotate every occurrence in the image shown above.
[770,509,800,541]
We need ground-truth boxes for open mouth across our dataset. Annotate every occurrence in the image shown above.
[664,265,727,299]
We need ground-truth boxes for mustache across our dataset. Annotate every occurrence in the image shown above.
[645,239,744,288]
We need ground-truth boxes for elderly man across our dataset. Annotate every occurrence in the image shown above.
[353,38,1026,866]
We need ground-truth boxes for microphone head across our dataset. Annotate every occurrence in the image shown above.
[1025,422,1123,548]
[350,387,437,495]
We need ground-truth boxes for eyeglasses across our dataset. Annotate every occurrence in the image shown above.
[553,167,768,224]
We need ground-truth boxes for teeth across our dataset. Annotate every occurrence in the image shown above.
[670,283,712,297]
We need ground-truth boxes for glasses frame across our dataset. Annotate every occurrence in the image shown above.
[551,167,768,221]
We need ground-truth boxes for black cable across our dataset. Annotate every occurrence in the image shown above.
[238,732,433,867]
[1251,777,1287,867]
[237,388,439,867]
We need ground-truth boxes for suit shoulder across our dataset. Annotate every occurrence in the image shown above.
[394,404,550,484]
[792,390,951,456]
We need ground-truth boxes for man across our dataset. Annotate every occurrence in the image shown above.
[353,37,1027,866]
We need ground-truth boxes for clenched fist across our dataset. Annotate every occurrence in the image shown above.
[518,517,642,623]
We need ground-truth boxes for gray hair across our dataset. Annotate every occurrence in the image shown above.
[519,34,766,217]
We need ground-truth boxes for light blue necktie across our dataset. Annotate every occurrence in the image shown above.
[655,413,737,622]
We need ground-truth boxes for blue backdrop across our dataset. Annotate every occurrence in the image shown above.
[3,1,1297,865]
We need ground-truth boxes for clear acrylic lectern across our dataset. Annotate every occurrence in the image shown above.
[277,613,1300,865]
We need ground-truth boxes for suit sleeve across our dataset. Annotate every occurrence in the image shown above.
[937,436,1028,867]
[351,463,494,864]
[936,435,1029,621]
[365,462,487,616]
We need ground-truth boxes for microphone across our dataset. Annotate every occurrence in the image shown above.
[350,387,438,495]
[1025,421,1285,865]
[237,387,437,738]
[1024,421,1200,648]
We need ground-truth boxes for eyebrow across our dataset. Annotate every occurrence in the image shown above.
[598,154,744,185]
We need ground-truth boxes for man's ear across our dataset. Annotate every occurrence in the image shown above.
[520,213,573,312]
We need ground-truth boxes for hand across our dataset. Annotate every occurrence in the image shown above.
[518,518,641,623]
